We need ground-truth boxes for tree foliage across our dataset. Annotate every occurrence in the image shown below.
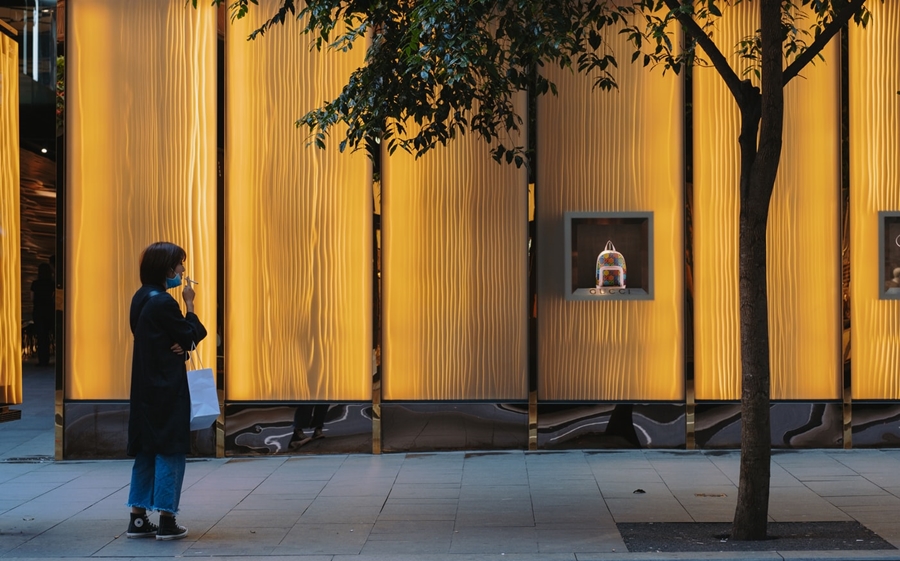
[220,0,637,164]
[211,0,871,165]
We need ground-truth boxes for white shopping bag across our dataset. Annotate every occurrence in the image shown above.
[187,346,219,431]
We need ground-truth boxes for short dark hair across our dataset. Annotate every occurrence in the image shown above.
[38,263,54,280]
[139,242,186,287]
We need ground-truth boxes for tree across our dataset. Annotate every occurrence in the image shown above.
[213,0,875,540]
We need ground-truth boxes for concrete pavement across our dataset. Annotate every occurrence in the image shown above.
[3,364,900,561]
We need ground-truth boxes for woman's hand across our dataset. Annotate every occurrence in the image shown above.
[182,277,196,303]
[171,343,184,354]
[182,276,196,314]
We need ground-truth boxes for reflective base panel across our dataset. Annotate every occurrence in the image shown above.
[224,404,372,456]
[63,403,216,459]
[695,403,844,448]
[852,404,900,448]
[381,404,528,452]
[62,401,900,457]
[538,404,685,449]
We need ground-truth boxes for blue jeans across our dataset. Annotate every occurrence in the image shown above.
[127,452,186,514]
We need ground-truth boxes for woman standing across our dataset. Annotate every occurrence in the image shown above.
[125,242,207,540]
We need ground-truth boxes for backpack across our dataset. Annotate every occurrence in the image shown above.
[596,241,627,288]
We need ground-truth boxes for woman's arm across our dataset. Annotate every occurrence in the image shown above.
[154,296,208,351]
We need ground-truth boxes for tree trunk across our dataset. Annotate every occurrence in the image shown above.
[731,193,772,540]
[731,0,784,540]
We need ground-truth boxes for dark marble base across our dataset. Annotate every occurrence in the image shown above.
[60,400,900,457]
[538,403,685,449]
[63,402,216,459]
[381,403,528,452]
[695,402,844,448]
[224,403,372,456]
[851,404,900,447]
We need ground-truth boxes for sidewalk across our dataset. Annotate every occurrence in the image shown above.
[3,365,900,560]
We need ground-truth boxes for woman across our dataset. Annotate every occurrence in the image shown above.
[125,242,207,540]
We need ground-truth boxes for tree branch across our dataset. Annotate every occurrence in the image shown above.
[661,0,744,104]
[782,0,868,85]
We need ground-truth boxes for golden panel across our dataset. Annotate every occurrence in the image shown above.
[693,4,841,400]
[536,34,683,401]
[850,1,900,399]
[381,113,528,400]
[0,28,21,405]
[66,0,216,399]
[767,43,841,400]
[225,0,371,401]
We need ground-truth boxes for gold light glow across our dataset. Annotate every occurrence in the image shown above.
[66,0,217,399]
[225,1,371,401]
[693,4,841,400]
[536,32,683,401]
[381,112,529,400]
[0,26,21,404]
[850,1,900,399]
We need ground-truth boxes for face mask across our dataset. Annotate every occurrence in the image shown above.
[165,273,182,289]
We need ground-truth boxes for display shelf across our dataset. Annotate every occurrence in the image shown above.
[879,211,900,300]
[563,211,653,301]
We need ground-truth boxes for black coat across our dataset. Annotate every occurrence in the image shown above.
[127,284,208,456]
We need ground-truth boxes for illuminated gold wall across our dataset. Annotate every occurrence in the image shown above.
[66,0,216,399]
[850,1,900,399]
[535,36,683,401]
[382,115,529,400]
[693,4,841,400]
[0,26,21,404]
[225,1,371,401]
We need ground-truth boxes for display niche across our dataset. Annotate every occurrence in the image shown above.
[879,211,900,300]
[563,212,653,301]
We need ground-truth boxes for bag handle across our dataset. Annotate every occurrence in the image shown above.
[604,240,615,252]
[187,342,203,370]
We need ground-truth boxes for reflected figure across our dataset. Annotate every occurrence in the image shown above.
[290,404,329,448]
[30,263,55,366]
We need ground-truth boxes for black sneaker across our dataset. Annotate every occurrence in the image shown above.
[126,512,158,538]
[156,515,188,541]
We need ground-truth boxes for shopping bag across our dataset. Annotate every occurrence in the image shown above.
[187,347,219,431]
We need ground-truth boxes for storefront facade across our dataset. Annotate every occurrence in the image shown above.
[1,0,898,458]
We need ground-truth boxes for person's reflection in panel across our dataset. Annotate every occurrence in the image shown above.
[290,404,328,449]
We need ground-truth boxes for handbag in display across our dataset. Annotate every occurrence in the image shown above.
[186,344,219,431]
[596,240,627,288]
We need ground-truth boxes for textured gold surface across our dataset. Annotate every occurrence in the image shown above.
[535,34,683,401]
[66,0,216,399]
[0,29,21,404]
[767,43,841,400]
[381,114,528,400]
[225,0,371,401]
[693,4,841,400]
[850,1,900,399]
